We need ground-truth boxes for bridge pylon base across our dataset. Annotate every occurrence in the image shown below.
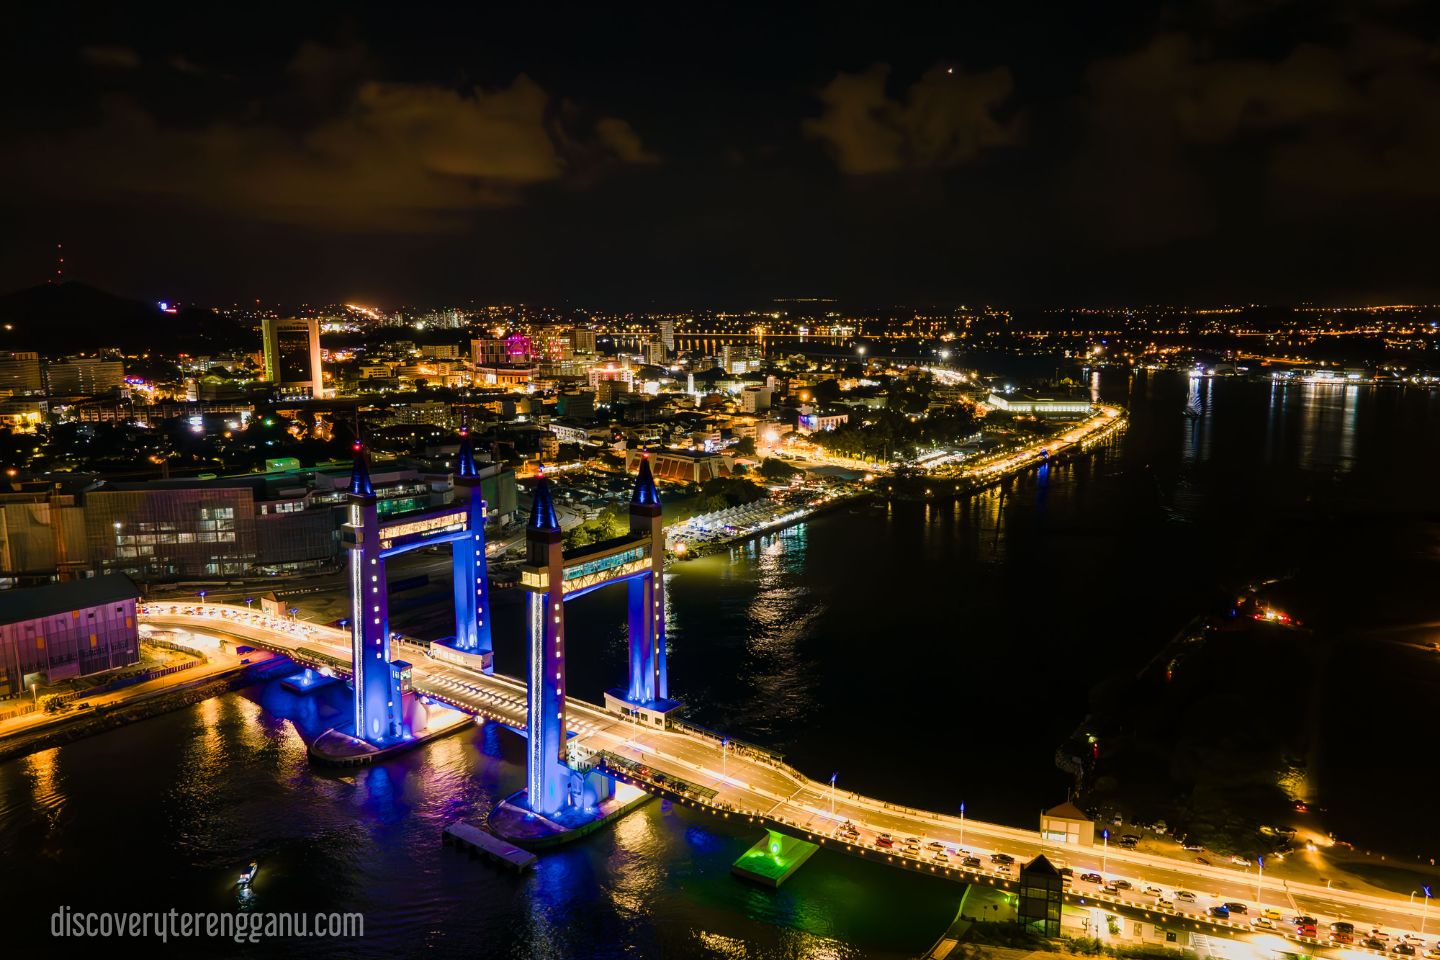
[603,688,685,729]
[487,781,653,851]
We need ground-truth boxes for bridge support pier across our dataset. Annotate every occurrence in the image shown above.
[446,432,493,672]
[606,453,684,723]
[343,445,404,745]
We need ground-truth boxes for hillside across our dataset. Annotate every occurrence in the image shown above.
[0,282,250,355]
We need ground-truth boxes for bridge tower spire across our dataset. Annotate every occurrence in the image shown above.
[626,451,668,703]
[449,429,493,669]
[343,442,403,744]
[523,468,571,815]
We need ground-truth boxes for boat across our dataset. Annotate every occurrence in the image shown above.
[238,861,258,886]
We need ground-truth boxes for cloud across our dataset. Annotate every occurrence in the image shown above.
[80,45,140,69]
[6,51,657,232]
[1081,24,1440,220]
[804,63,1019,174]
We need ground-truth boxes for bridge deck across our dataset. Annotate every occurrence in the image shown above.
[141,602,1431,953]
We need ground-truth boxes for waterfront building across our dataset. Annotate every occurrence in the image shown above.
[1039,801,1095,846]
[625,447,730,483]
[0,572,141,695]
[985,392,1092,418]
[261,318,324,398]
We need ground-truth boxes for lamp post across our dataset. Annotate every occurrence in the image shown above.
[244,597,254,611]
[1102,828,1109,877]
[1423,886,1432,936]
[960,801,967,847]
[198,590,207,605]
[829,772,838,815]
[1256,855,1264,902]
[721,737,728,778]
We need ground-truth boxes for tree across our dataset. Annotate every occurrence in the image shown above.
[759,458,801,481]
[40,694,67,714]
[732,436,757,457]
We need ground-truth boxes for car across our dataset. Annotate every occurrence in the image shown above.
[1210,906,1231,919]
[1252,917,1275,929]
[1420,949,1440,960]
[1361,941,1388,951]
[1156,898,1174,909]
[1263,909,1283,921]
[875,836,894,849]
[905,837,921,845]
[1182,841,1205,851]
[1103,883,1119,895]
[1297,925,1318,938]
[1080,873,1103,884]
[989,853,1015,865]
[1057,867,1074,877]
[1175,891,1197,903]
[1293,916,1318,927]
[1113,880,1133,890]
[1143,886,1163,897]
[1117,837,1138,849]
[1230,855,1254,867]
[962,857,982,868]
[933,852,949,863]
[1194,856,1212,865]
[927,841,945,851]
[1223,903,1248,915]
[1394,945,1417,957]
[1120,834,1140,843]
[1372,932,1393,944]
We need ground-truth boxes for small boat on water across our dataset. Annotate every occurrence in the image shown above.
[238,861,258,886]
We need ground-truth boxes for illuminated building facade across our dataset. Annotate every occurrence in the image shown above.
[261,317,324,398]
[0,573,140,695]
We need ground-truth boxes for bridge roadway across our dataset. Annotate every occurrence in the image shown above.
[144,602,1433,952]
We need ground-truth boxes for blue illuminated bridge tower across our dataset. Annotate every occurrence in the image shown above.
[342,439,495,748]
[518,454,681,818]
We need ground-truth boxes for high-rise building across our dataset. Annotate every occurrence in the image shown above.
[722,342,762,374]
[261,318,324,398]
[659,319,675,355]
[471,338,508,367]
[642,337,667,366]
[0,351,43,396]
[571,328,598,355]
[45,357,125,396]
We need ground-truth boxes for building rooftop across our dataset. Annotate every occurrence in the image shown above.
[0,573,141,626]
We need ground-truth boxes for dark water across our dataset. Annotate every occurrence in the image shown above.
[5,371,1440,955]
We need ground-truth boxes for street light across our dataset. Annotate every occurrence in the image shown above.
[1424,886,1432,936]
[244,597,254,610]
[829,771,838,815]
[1256,855,1264,902]
[198,590,207,605]
[960,801,966,847]
[721,737,728,777]
[1101,828,1109,877]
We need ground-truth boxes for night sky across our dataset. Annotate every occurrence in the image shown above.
[4,2,1439,307]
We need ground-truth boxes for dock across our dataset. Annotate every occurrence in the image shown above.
[442,821,538,872]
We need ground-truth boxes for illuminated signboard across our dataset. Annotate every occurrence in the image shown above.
[379,510,468,551]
